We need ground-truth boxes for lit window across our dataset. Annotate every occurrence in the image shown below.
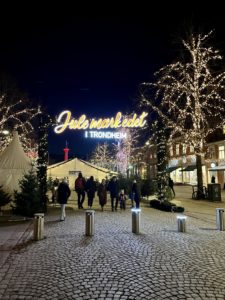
[182,145,186,154]
[219,145,225,159]
[189,145,194,153]
[170,146,173,157]
[223,125,225,134]
[176,144,179,155]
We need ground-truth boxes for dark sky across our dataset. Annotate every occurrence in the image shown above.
[0,11,225,159]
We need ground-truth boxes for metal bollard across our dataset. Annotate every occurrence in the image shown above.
[85,210,95,236]
[177,216,186,233]
[216,208,225,231]
[131,208,141,234]
[33,213,44,240]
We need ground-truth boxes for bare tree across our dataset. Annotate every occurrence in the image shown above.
[140,31,225,198]
[113,128,140,175]
[0,76,40,154]
[90,142,112,169]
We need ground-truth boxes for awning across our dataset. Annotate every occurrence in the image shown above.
[208,166,225,171]
[166,166,179,173]
[180,165,196,172]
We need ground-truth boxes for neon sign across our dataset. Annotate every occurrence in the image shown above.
[54,110,148,134]
[84,131,127,139]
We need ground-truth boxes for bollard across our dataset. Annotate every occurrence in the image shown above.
[85,210,95,236]
[216,208,225,231]
[177,216,186,233]
[33,213,44,240]
[131,208,141,234]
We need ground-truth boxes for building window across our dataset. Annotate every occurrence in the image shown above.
[170,146,173,157]
[189,145,194,153]
[208,147,215,159]
[219,145,225,159]
[223,125,225,134]
[176,144,179,155]
[182,145,186,154]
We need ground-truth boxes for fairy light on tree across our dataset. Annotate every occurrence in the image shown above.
[114,139,128,174]
[114,128,140,175]
[155,121,168,202]
[140,31,225,199]
[90,142,112,169]
[37,113,51,212]
[0,77,41,153]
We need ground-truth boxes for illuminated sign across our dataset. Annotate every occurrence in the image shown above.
[84,131,127,139]
[54,110,148,134]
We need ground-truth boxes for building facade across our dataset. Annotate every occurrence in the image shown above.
[133,129,225,188]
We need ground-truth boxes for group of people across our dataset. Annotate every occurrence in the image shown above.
[74,172,108,210]
[74,173,141,212]
[54,172,141,221]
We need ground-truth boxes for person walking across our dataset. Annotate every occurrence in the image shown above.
[108,176,119,211]
[168,177,175,197]
[75,172,86,209]
[132,179,141,209]
[119,189,127,210]
[57,178,71,221]
[52,177,59,204]
[86,176,96,208]
[97,179,107,211]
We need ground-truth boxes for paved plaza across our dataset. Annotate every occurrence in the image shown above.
[1,186,225,299]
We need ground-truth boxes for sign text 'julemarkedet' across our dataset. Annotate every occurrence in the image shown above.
[54,110,148,134]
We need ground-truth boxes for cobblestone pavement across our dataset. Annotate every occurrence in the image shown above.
[1,190,225,299]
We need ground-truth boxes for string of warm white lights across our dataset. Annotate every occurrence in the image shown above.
[141,31,225,154]
[0,94,41,154]
[140,31,225,194]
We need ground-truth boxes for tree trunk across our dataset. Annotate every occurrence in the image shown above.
[156,123,167,202]
[196,154,204,199]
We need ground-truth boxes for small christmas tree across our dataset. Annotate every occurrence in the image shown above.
[0,186,11,215]
[13,170,43,217]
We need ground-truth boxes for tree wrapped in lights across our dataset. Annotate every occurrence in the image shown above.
[37,114,50,212]
[114,140,128,174]
[154,121,168,202]
[90,142,112,169]
[141,31,225,198]
[0,76,40,153]
[114,128,139,176]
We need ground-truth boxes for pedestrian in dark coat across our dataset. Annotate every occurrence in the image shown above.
[119,189,127,210]
[132,179,141,209]
[168,177,175,197]
[57,178,71,221]
[97,179,107,211]
[75,172,86,209]
[86,176,96,208]
[108,176,119,211]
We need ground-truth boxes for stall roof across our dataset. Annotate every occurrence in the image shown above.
[208,166,225,171]
[166,166,180,173]
[180,165,196,172]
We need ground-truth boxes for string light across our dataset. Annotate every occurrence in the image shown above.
[141,31,225,196]
[0,95,41,155]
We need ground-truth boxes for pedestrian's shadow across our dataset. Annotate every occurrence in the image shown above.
[199,227,217,231]
[45,220,60,225]
[162,229,178,233]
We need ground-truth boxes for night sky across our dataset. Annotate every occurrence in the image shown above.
[0,11,225,159]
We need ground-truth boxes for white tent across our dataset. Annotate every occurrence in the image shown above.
[0,131,32,193]
[47,158,117,188]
